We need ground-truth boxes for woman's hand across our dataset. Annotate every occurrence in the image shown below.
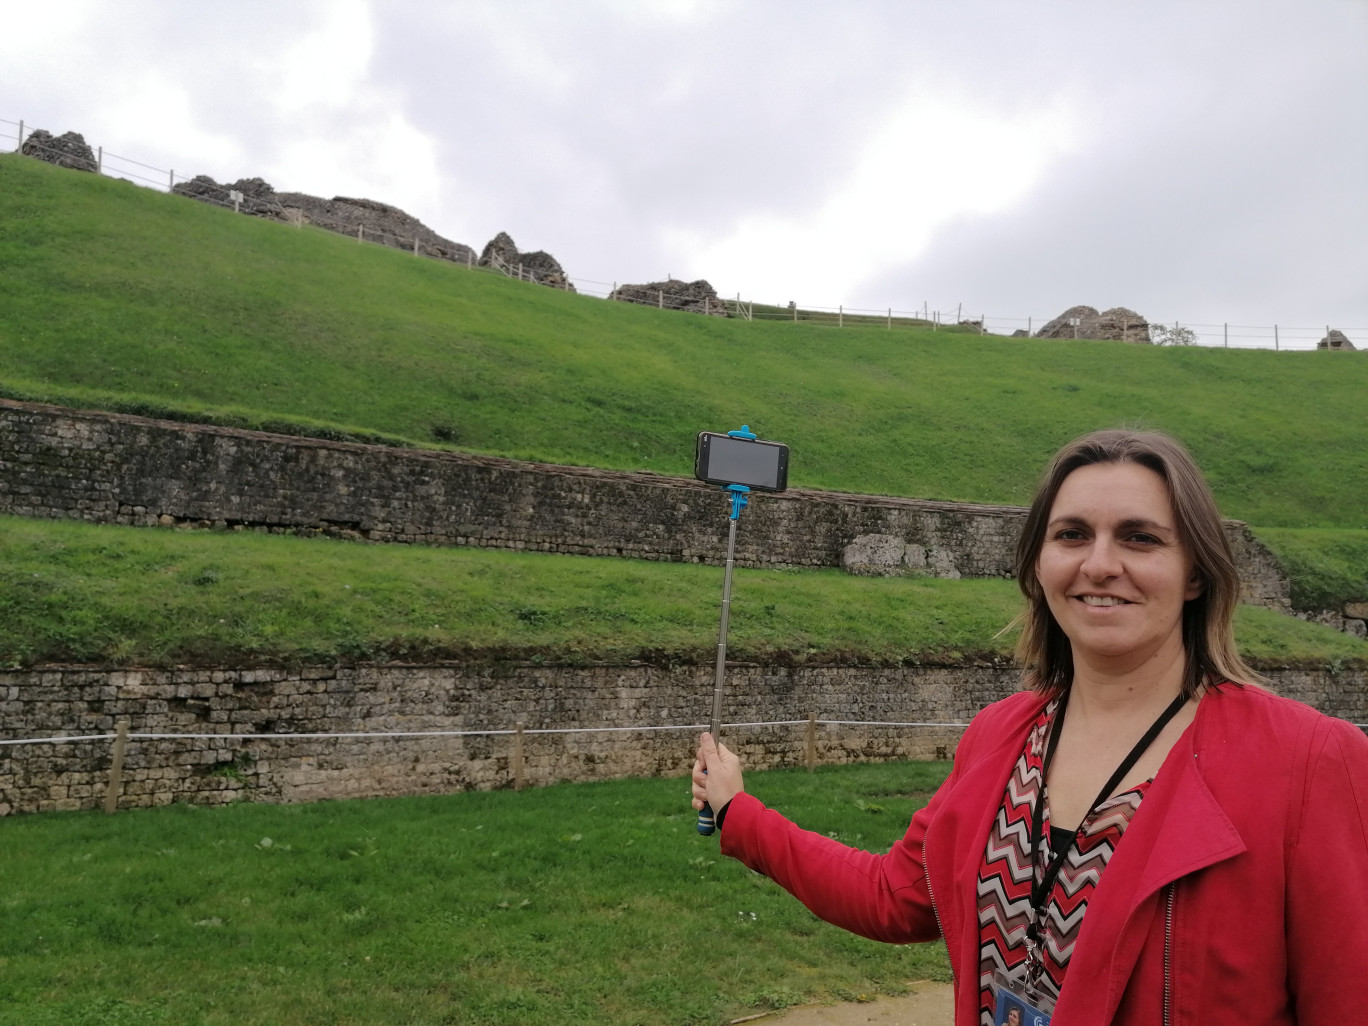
[691,732,744,815]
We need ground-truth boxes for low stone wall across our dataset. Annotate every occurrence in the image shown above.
[0,399,1290,605]
[2,662,1361,815]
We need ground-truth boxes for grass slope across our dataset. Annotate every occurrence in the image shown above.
[2,516,1363,670]
[1,154,1365,530]
[0,762,954,1026]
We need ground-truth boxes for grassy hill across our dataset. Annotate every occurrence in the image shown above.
[2,153,1365,529]
[0,152,1364,668]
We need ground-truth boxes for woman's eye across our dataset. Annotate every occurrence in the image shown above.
[1128,533,1160,545]
[1054,529,1085,541]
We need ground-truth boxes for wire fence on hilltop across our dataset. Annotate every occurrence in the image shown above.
[6,117,1363,352]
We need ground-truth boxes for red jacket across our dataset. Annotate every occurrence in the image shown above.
[721,683,1368,1024]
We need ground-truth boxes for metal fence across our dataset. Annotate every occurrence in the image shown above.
[5,117,1361,352]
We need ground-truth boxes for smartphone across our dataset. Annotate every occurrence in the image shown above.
[694,431,789,492]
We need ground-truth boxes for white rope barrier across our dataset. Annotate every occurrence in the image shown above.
[0,718,976,747]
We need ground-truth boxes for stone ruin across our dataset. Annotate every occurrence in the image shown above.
[282,192,479,265]
[607,278,727,317]
[20,129,98,172]
[170,173,479,265]
[174,174,283,217]
[1318,329,1357,351]
[477,231,574,290]
[1036,305,1151,343]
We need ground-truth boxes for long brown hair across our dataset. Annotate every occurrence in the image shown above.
[1014,428,1261,697]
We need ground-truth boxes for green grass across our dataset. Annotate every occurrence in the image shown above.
[1253,528,1368,611]
[0,154,1363,657]
[1,154,1365,530]
[0,762,953,1026]
[2,515,1363,670]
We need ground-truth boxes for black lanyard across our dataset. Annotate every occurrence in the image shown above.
[1027,690,1188,934]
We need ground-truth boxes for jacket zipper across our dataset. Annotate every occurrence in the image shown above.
[922,816,953,983]
[1163,883,1176,1026]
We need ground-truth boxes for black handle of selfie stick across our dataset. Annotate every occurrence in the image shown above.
[697,490,745,836]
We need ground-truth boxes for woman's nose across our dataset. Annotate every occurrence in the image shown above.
[1080,537,1123,580]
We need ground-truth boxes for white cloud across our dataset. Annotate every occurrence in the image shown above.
[664,91,1080,305]
[1,0,1362,328]
[250,2,442,217]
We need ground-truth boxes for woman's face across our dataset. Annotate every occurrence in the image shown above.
[1006,1008,1023,1026]
[1035,462,1201,672]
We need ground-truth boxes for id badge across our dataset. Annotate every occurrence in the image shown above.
[990,970,1054,1026]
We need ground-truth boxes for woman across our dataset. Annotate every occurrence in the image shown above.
[692,429,1368,1025]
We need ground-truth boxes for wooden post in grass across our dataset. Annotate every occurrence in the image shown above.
[512,722,526,791]
[805,713,817,772]
[838,305,843,329]
[104,720,130,814]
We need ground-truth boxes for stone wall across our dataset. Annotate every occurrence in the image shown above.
[0,399,1291,606]
[1,662,1362,816]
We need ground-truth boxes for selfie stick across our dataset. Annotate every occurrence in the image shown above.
[697,430,755,837]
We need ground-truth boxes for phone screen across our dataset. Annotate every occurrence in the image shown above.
[695,433,789,491]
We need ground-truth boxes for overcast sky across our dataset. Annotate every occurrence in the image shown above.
[4,0,1365,344]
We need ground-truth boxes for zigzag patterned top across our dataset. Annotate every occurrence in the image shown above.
[974,699,1150,1023]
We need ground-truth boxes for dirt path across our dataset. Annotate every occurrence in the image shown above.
[733,982,954,1026]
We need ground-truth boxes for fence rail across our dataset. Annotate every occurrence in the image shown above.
[5,116,1362,352]
[4,711,1364,816]
[0,717,971,746]
[0,715,976,813]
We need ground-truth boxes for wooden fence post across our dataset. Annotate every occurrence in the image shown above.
[805,713,817,772]
[512,722,526,791]
[104,720,130,814]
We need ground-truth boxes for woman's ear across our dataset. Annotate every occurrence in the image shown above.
[1185,569,1205,602]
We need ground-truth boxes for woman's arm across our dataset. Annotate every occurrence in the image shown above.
[697,725,980,945]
